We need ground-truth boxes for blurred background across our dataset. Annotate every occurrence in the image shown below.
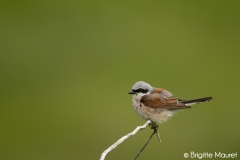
[1,1,240,160]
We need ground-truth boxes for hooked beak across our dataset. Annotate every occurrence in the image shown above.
[128,90,136,94]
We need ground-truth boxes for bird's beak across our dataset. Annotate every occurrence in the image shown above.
[128,90,136,94]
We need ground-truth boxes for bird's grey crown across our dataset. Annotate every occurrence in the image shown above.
[132,81,153,91]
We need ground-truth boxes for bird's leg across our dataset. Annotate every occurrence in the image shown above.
[150,122,161,143]
[150,122,158,129]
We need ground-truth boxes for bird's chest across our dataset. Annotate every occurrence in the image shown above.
[132,94,145,108]
[131,94,151,120]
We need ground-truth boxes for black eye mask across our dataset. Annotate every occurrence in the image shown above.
[132,88,148,93]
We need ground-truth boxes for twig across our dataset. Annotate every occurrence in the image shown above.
[151,123,161,143]
[100,120,151,160]
[134,123,161,160]
[133,129,156,160]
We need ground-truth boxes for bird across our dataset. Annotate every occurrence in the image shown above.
[128,81,212,125]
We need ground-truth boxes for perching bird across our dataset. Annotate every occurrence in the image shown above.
[128,81,212,124]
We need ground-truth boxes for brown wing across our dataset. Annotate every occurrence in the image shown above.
[141,93,190,110]
[151,88,174,98]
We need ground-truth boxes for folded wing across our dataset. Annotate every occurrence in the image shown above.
[141,93,190,110]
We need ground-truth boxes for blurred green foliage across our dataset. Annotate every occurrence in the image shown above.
[1,1,240,160]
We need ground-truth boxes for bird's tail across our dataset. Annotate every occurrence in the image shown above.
[180,97,213,106]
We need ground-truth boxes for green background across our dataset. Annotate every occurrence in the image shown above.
[1,1,240,160]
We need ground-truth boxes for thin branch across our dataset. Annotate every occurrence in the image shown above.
[100,120,152,160]
[134,124,161,160]
[151,123,161,143]
[134,129,156,160]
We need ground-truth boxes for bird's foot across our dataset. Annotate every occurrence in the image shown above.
[150,122,161,142]
[150,122,158,130]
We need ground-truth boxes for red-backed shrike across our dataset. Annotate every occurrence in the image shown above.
[128,81,212,124]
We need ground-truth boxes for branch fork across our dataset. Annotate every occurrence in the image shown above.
[100,120,161,160]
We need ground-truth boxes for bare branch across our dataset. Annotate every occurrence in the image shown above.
[134,123,161,160]
[100,120,152,160]
[134,129,156,160]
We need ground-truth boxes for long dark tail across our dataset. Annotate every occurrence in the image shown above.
[180,97,213,106]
